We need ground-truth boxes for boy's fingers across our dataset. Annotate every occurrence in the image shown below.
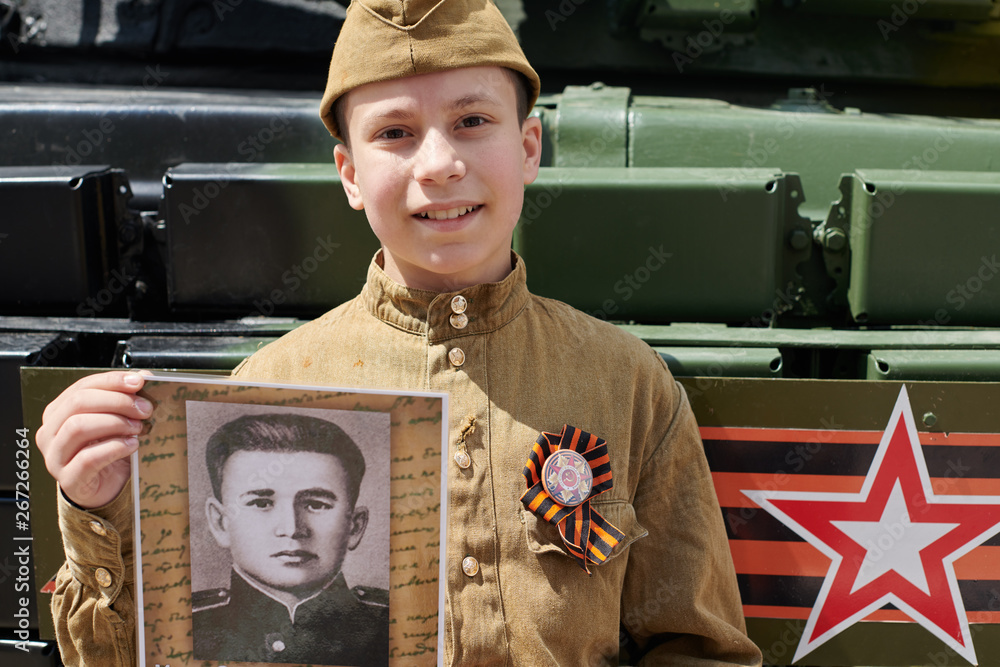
[59,439,135,507]
[41,370,146,423]
[41,385,153,447]
[45,413,144,473]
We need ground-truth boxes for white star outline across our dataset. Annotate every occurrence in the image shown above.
[742,385,1000,665]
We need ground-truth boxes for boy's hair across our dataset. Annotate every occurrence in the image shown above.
[333,67,532,149]
[205,413,366,506]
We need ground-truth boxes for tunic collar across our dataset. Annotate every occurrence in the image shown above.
[230,567,353,624]
[360,250,531,343]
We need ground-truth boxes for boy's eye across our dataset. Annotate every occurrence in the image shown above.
[460,116,487,128]
[379,128,407,140]
[302,499,333,512]
[246,498,273,509]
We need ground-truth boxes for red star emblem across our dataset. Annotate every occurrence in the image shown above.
[744,386,1000,664]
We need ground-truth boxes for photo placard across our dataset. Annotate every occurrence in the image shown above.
[133,372,448,667]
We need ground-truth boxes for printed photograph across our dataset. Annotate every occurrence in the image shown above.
[185,401,391,667]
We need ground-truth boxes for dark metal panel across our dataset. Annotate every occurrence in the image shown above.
[0,640,60,666]
[0,86,335,209]
[514,167,811,324]
[0,333,65,491]
[162,162,378,316]
[115,335,280,371]
[0,166,131,315]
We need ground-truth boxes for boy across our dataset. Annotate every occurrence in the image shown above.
[36,0,763,664]
[191,413,387,666]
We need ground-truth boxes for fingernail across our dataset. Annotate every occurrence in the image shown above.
[125,436,139,449]
[128,418,141,430]
[124,373,142,387]
[135,398,153,415]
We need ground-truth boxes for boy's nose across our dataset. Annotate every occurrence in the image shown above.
[412,129,466,184]
[273,505,311,539]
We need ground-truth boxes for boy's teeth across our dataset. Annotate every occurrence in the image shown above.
[419,205,477,220]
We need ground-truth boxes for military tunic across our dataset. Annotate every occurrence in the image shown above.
[192,571,388,666]
[50,253,762,666]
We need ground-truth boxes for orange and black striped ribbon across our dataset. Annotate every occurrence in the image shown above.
[520,424,624,574]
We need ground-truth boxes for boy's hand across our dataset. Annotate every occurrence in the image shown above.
[36,371,153,509]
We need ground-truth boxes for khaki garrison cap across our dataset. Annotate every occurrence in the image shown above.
[319,0,541,140]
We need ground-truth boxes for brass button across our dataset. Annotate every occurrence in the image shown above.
[454,450,471,469]
[272,639,286,653]
[462,556,479,577]
[451,295,468,314]
[89,520,107,536]
[95,568,112,588]
[450,313,468,329]
[448,347,466,367]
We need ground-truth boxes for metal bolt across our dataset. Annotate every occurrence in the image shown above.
[922,412,937,427]
[789,229,810,251]
[824,228,847,252]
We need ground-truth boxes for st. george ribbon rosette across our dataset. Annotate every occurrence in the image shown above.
[520,424,625,574]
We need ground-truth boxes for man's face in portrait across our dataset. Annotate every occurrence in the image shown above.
[206,450,369,596]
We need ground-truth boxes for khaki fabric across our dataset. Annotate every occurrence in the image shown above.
[52,482,135,667]
[50,253,761,666]
[320,0,540,138]
[235,254,761,665]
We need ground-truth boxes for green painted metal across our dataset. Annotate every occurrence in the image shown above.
[868,349,1000,381]
[679,377,1000,433]
[654,346,782,378]
[748,617,987,666]
[624,97,1000,222]
[514,167,811,323]
[830,170,1000,327]
[553,84,630,168]
[623,323,1000,350]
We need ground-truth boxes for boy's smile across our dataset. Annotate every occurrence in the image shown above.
[335,66,542,292]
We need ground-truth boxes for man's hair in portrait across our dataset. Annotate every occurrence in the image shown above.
[205,413,367,506]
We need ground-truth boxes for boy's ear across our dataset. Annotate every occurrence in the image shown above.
[521,115,543,186]
[346,505,369,551]
[334,144,365,211]
[205,497,232,549]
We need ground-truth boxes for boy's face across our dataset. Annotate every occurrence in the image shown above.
[334,66,542,291]
[206,450,368,596]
